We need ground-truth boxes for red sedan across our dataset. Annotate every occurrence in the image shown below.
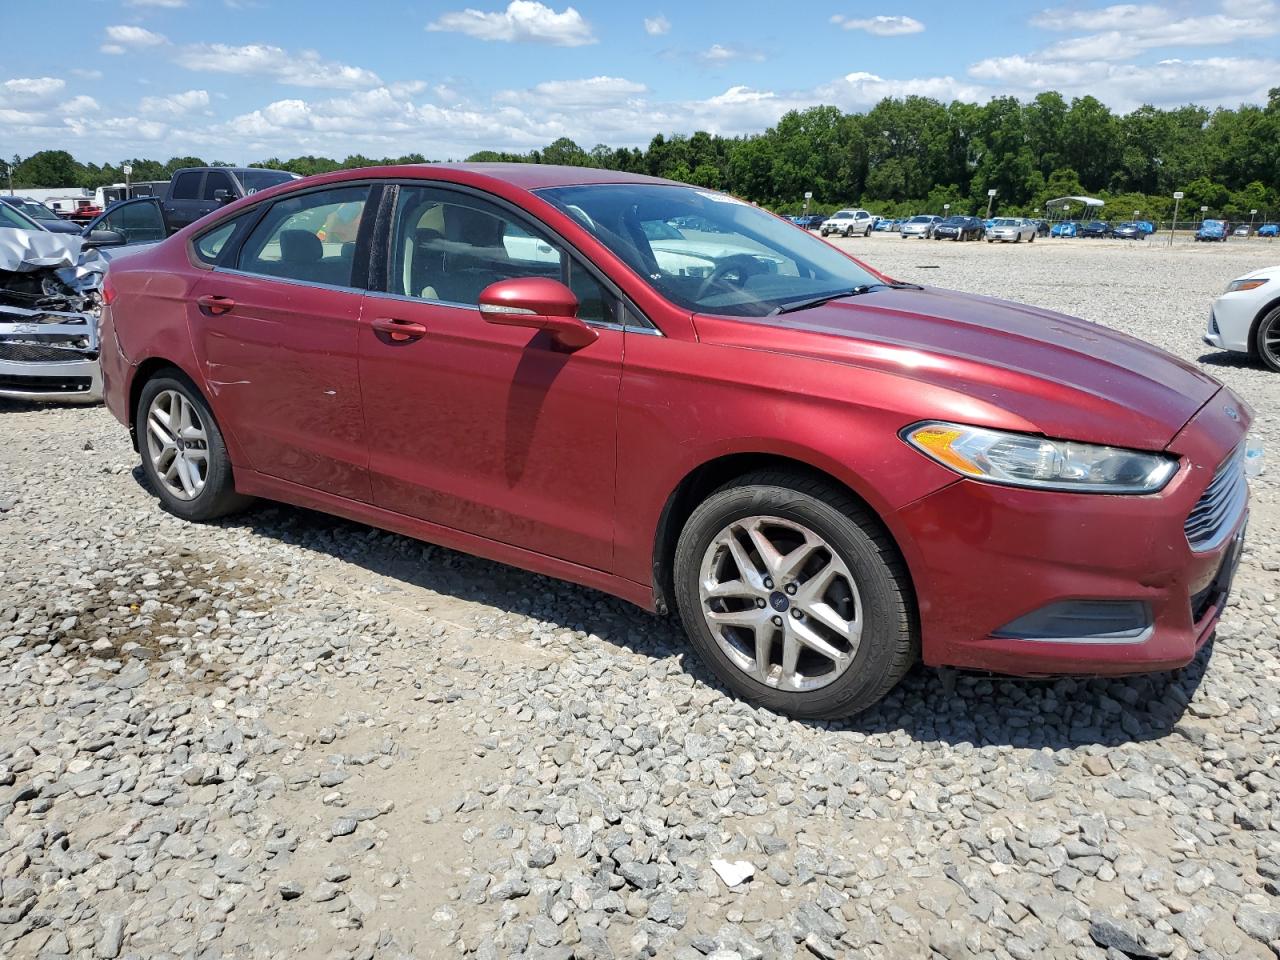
[98,164,1252,719]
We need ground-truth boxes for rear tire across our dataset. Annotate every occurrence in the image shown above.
[673,471,917,719]
[136,369,253,522]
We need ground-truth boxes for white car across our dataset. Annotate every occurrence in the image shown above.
[1204,265,1280,371]
[985,218,1037,243]
[820,209,874,238]
[900,214,942,238]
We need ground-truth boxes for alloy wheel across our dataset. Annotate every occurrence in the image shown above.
[697,515,862,692]
[1262,315,1280,370]
[145,389,210,500]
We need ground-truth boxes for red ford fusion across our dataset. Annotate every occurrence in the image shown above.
[98,164,1254,719]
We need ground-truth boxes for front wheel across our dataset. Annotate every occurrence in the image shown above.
[1254,306,1280,372]
[673,472,917,719]
[137,370,253,521]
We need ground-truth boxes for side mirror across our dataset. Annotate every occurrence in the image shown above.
[82,228,126,248]
[477,277,598,350]
[214,189,233,204]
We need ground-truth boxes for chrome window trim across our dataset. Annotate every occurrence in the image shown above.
[213,267,365,296]
[362,288,635,333]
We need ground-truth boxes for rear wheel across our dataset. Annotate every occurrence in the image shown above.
[673,472,917,719]
[1254,306,1280,372]
[137,370,253,521]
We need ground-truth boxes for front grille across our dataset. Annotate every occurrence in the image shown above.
[0,342,92,363]
[0,373,92,393]
[1184,446,1248,552]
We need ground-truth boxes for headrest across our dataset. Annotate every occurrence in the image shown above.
[279,229,322,263]
[444,205,505,247]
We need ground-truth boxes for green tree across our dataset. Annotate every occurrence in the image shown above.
[13,150,81,188]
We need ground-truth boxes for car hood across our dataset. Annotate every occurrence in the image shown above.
[694,286,1221,449]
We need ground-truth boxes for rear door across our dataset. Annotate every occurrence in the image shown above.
[186,183,376,501]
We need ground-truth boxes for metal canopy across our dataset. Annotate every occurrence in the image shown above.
[1046,196,1105,207]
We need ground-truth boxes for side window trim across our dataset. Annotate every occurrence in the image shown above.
[375,179,658,333]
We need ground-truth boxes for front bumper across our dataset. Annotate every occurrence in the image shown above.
[896,394,1252,676]
[0,356,102,402]
[1204,294,1260,354]
[0,306,103,403]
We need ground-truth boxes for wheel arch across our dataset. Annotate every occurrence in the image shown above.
[126,356,208,451]
[1246,294,1280,358]
[649,451,916,617]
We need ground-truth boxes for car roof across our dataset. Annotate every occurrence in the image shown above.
[401,162,676,190]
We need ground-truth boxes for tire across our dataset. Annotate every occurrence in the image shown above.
[672,471,917,719]
[1029,233,1035,242]
[136,369,253,522]
[1253,306,1280,372]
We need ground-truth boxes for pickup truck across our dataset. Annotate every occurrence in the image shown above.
[162,166,300,230]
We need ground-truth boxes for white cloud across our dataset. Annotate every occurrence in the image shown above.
[140,89,211,117]
[834,15,925,36]
[818,71,983,108]
[72,68,104,80]
[1031,2,1277,60]
[968,53,1278,111]
[176,43,382,88]
[1030,4,1166,32]
[59,96,101,114]
[427,1,595,46]
[698,43,765,63]
[643,14,670,36]
[497,76,647,106]
[101,25,168,54]
[1,77,66,103]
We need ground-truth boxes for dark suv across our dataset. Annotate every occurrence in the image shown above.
[163,167,300,230]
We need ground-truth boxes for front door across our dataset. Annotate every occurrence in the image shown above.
[187,183,375,502]
[358,184,623,571]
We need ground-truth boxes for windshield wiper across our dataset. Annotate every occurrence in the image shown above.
[770,281,922,315]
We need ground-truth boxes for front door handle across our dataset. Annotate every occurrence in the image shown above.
[197,294,236,315]
[371,317,427,342]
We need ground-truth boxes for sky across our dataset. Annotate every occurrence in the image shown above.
[1,0,1277,165]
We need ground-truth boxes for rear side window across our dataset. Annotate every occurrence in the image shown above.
[236,186,371,288]
[202,170,235,201]
[193,215,245,265]
[171,172,201,200]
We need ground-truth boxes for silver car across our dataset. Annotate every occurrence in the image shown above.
[900,214,942,238]
[985,218,1037,243]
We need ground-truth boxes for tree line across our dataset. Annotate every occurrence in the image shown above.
[5,87,1278,221]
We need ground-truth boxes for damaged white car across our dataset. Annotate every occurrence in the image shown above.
[0,229,106,402]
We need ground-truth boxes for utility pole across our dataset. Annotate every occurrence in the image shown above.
[985,188,997,219]
[123,163,133,200]
[1169,191,1183,246]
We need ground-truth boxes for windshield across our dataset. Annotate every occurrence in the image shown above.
[906,215,932,223]
[538,183,880,318]
[0,203,39,230]
[11,199,59,221]
[830,211,853,219]
[941,217,965,225]
[236,169,299,194]
[991,219,1018,226]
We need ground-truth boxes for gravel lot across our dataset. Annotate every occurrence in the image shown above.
[1,235,1278,960]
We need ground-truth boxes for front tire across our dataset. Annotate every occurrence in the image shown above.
[1253,306,1280,372]
[137,370,253,521]
[673,472,917,719]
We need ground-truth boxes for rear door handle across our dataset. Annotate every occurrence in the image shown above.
[197,294,236,315]
[371,316,427,342]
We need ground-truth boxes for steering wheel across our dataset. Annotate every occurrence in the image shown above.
[695,254,765,301]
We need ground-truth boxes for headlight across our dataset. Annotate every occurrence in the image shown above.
[1224,277,1268,293]
[902,421,1179,494]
